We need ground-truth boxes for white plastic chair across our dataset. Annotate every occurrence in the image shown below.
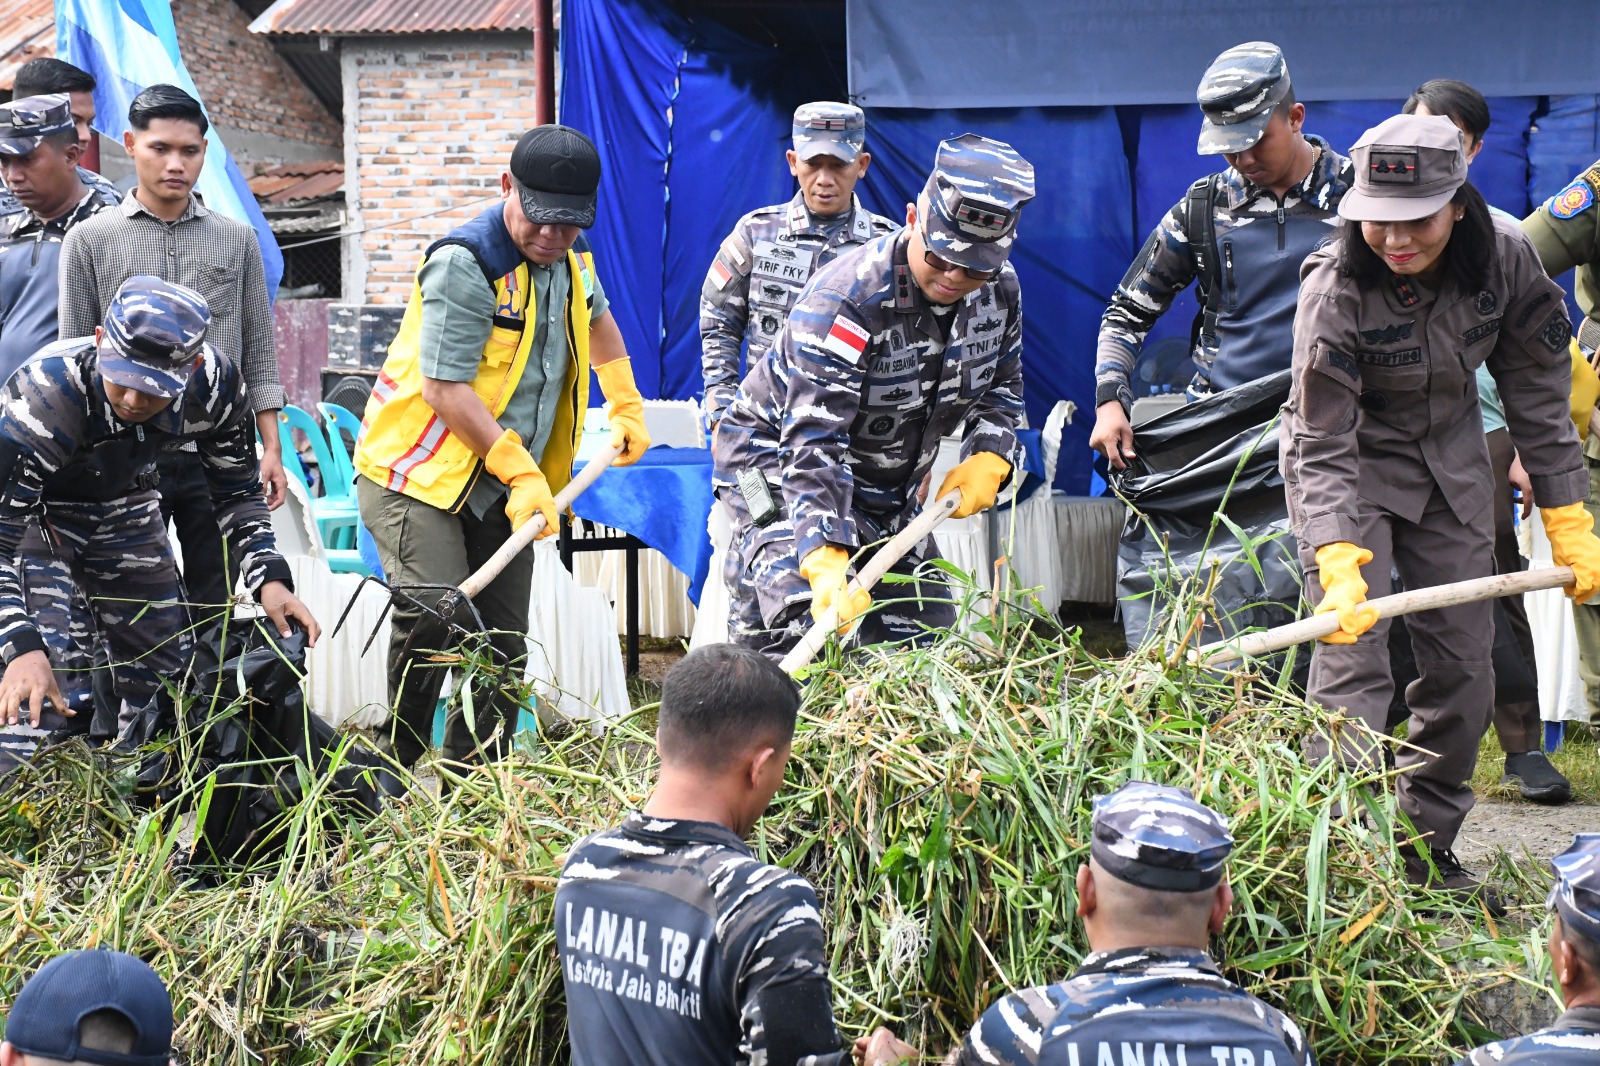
[525,540,630,729]
[288,554,392,729]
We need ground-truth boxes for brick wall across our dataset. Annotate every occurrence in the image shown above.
[172,0,341,158]
[343,34,537,304]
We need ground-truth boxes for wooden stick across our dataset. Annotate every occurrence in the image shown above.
[459,444,624,599]
[1194,566,1575,666]
[781,491,964,675]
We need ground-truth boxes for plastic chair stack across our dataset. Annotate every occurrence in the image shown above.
[277,404,361,550]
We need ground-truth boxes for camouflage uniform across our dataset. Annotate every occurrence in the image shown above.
[1456,834,1600,1064]
[712,134,1033,658]
[700,189,897,426]
[0,95,121,731]
[0,95,124,382]
[959,783,1313,1066]
[1095,44,1352,409]
[556,810,850,1066]
[700,102,897,427]
[0,279,291,760]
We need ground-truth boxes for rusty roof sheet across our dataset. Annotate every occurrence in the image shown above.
[0,0,54,92]
[248,161,345,204]
[248,0,538,36]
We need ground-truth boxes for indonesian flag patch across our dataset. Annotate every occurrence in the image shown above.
[710,259,734,289]
[822,316,871,363]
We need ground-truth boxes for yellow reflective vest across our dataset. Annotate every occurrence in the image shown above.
[355,207,594,511]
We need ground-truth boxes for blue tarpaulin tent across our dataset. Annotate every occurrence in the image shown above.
[561,0,1600,493]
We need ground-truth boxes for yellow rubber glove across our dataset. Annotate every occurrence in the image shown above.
[484,429,557,538]
[594,357,650,466]
[937,452,1012,519]
[1570,337,1600,441]
[1313,542,1379,644]
[1542,502,1600,604]
[798,546,872,629]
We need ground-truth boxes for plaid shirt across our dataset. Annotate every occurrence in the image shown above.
[57,191,283,412]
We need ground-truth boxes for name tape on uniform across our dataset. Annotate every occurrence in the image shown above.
[752,240,815,283]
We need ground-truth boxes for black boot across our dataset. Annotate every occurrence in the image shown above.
[1403,845,1506,918]
[1502,750,1572,805]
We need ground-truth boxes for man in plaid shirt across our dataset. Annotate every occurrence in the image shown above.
[58,84,285,620]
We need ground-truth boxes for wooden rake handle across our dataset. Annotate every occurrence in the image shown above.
[459,443,625,600]
[1194,565,1576,667]
[781,490,964,675]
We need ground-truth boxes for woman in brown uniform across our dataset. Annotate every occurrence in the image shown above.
[1284,113,1600,906]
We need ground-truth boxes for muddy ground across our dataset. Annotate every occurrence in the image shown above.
[1456,795,1600,872]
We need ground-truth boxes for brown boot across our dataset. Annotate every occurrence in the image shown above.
[1403,845,1506,918]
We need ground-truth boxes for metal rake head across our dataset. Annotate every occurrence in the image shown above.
[330,575,489,656]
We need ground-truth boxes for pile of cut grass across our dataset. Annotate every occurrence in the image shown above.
[0,592,1552,1064]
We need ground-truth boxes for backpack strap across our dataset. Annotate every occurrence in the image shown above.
[1184,173,1223,353]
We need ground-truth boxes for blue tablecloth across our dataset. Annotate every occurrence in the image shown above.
[571,430,1046,609]
[572,446,716,605]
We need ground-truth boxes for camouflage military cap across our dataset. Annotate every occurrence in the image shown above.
[1090,781,1234,892]
[1338,113,1467,223]
[1549,834,1600,945]
[1196,42,1291,156]
[792,101,866,163]
[918,133,1035,273]
[98,276,212,400]
[0,94,75,157]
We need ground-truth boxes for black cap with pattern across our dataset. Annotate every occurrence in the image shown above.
[1090,781,1234,892]
[509,124,602,229]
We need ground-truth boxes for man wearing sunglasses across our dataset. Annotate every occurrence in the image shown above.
[712,133,1034,658]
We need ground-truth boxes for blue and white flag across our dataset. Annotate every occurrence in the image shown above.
[55,0,284,299]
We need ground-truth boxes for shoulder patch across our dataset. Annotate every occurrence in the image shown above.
[821,316,871,363]
[1548,176,1596,220]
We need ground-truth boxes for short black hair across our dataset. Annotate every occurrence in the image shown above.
[40,127,79,155]
[1271,85,1297,124]
[128,84,208,136]
[12,57,96,99]
[1402,78,1491,145]
[1336,180,1495,295]
[657,644,800,771]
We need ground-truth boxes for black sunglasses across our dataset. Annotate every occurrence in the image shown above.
[922,246,999,281]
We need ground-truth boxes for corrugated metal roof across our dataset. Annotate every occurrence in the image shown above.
[0,0,55,92]
[267,209,345,234]
[248,161,345,204]
[249,0,538,36]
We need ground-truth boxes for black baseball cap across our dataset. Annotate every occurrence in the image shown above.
[4,950,173,1066]
[509,124,601,229]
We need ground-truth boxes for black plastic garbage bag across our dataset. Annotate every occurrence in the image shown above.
[128,621,401,867]
[1115,370,1303,660]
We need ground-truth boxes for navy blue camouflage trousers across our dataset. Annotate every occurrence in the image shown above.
[0,492,192,765]
[719,489,957,660]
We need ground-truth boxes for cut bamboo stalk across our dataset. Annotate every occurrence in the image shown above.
[1195,565,1576,666]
